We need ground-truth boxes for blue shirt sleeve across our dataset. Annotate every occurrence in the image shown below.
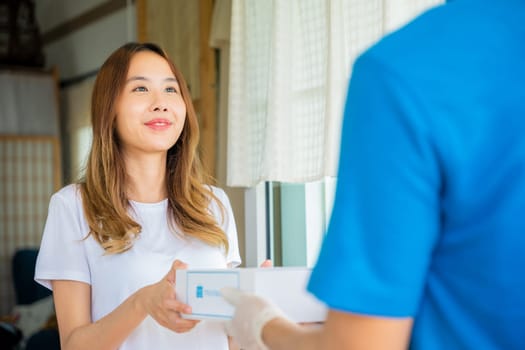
[308,53,441,317]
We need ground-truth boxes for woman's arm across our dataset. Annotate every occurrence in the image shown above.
[53,280,142,350]
[53,260,199,350]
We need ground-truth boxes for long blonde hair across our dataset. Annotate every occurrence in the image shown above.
[80,42,228,254]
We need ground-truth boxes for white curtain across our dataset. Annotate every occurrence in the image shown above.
[226,0,443,187]
[0,72,59,136]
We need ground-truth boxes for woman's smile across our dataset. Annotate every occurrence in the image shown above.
[144,118,173,131]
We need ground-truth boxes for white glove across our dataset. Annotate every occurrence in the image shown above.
[221,287,285,350]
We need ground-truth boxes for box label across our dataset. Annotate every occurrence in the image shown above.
[186,271,239,319]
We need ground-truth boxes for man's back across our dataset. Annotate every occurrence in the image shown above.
[309,1,525,348]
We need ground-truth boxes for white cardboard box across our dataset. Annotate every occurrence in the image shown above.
[175,267,326,322]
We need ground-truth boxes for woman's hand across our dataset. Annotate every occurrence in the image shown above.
[139,260,200,333]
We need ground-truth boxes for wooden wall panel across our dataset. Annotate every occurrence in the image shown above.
[137,0,218,178]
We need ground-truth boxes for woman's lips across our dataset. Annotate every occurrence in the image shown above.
[144,119,172,130]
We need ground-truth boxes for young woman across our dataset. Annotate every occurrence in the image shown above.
[35,42,241,350]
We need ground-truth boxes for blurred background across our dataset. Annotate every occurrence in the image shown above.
[0,1,442,346]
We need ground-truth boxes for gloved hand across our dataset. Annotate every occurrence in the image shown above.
[221,287,285,350]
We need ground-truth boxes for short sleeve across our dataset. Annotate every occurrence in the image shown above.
[35,186,91,290]
[211,187,242,267]
[308,53,441,317]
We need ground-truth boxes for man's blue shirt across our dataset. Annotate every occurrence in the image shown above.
[309,1,525,348]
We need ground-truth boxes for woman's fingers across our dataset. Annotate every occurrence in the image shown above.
[150,259,200,333]
[172,318,201,333]
[164,298,192,315]
[260,259,273,267]
[165,259,188,284]
[160,309,200,333]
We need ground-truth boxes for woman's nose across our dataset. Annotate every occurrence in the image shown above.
[151,93,168,112]
[153,105,168,112]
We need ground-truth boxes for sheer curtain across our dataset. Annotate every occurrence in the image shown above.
[0,72,59,136]
[226,0,443,187]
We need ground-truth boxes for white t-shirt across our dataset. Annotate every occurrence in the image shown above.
[35,184,241,350]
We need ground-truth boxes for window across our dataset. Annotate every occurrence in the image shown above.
[244,178,336,267]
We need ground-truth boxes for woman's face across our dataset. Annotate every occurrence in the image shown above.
[115,51,186,157]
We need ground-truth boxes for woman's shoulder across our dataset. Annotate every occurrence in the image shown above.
[51,183,82,204]
[207,185,232,206]
[208,184,227,198]
[206,185,233,213]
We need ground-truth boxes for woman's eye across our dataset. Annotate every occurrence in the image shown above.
[165,86,178,93]
[132,86,148,92]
